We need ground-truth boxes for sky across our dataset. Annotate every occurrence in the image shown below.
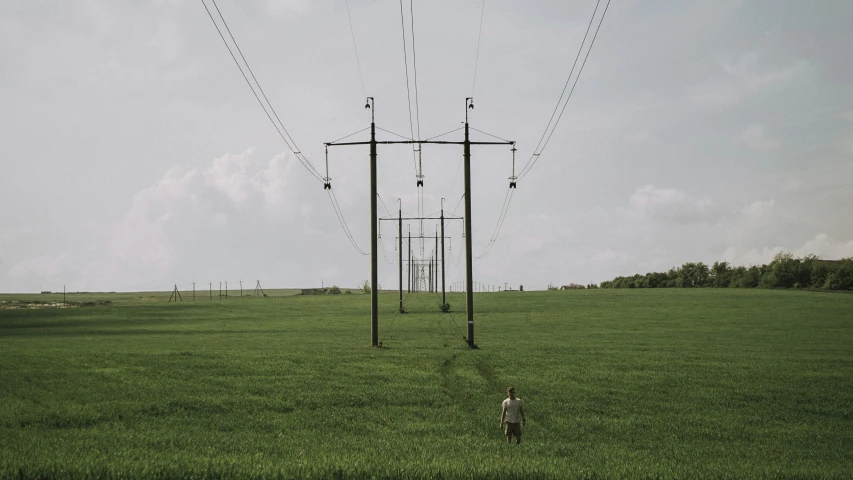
[2,0,852,293]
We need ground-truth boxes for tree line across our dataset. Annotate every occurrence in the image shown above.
[598,253,853,291]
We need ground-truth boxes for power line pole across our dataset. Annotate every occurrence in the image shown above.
[441,199,446,305]
[434,228,439,294]
[398,201,403,313]
[368,98,379,347]
[463,98,475,347]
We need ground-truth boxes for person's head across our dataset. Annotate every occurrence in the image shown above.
[507,386,516,398]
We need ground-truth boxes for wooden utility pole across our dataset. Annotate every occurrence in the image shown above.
[463,98,475,347]
[368,98,379,347]
[408,227,412,294]
[398,202,403,312]
[440,200,446,305]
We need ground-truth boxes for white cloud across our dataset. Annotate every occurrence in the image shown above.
[689,49,810,108]
[741,198,775,220]
[0,225,31,243]
[793,234,853,260]
[72,150,307,290]
[590,249,628,262]
[8,254,70,280]
[202,149,297,215]
[630,185,686,211]
[722,234,853,266]
[841,111,853,155]
[721,245,784,266]
[738,124,780,151]
[629,185,716,224]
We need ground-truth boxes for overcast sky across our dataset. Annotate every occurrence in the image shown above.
[2,0,852,293]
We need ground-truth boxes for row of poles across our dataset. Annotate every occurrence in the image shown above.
[168,281,265,303]
[449,282,512,293]
[326,98,514,348]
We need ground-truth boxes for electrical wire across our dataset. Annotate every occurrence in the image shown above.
[202,0,324,182]
[376,126,414,141]
[517,0,601,179]
[476,187,514,258]
[469,127,511,143]
[451,234,464,266]
[471,0,486,97]
[409,0,421,143]
[329,127,370,145]
[397,0,419,177]
[344,0,367,100]
[517,0,611,180]
[377,193,399,232]
[450,194,465,218]
[379,234,394,264]
[424,127,463,141]
[327,188,368,255]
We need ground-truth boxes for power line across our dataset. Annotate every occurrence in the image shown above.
[377,193,399,231]
[327,188,368,255]
[344,0,367,99]
[379,233,394,264]
[424,127,463,141]
[518,0,611,180]
[397,0,418,177]
[330,126,370,145]
[450,194,465,218]
[410,0,421,142]
[376,126,413,140]
[469,126,511,143]
[202,0,323,182]
[476,187,514,258]
[205,0,371,257]
[471,0,486,97]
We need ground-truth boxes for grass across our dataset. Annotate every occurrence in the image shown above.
[1,289,851,478]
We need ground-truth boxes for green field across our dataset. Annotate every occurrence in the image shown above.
[1,289,851,478]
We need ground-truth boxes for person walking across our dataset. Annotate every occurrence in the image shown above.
[500,386,526,444]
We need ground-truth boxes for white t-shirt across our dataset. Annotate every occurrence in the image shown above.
[502,397,523,423]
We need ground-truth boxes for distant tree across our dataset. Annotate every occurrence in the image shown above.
[769,252,800,288]
[809,260,830,288]
[824,259,853,290]
[645,271,669,288]
[797,254,819,287]
[360,280,371,294]
[759,271,778,289]
[710,261,732,288]
[665,268,679,288]
[676,262,710,288]
[744,266,762,288]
